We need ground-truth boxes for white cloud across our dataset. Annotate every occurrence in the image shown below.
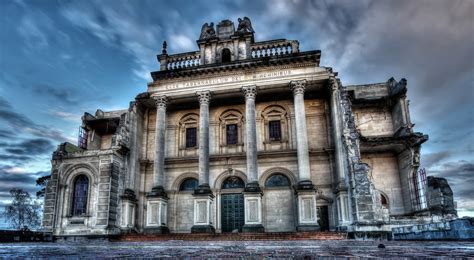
[170,34,195,52]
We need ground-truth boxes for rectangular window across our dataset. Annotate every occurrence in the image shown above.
[226,124,238,145]
[185,127,197,148]
[269,120,281,141]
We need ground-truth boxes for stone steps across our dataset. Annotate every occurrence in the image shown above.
[114,231,347,241]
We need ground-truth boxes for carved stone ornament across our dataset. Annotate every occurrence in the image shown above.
[152,95,168,109]
[329,76,339,91]
[236,17,254,34]
[199,22,216,40]
[290,80,306,96]
[242,85,257,100]
[162,41,167,55]
[196,90,211,105]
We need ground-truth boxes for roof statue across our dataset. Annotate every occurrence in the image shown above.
[236,17,254,34]
[199,22,216,40]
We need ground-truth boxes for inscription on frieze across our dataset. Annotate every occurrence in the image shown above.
[159,70,294,91]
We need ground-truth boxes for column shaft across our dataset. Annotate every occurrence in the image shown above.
[153,96,167,188]
[242,85,258,183]
[291,80,311,182]
[329,77,346,182]
[197,91,211,187]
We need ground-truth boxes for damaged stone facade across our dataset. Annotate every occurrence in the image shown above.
[42,18,455,238]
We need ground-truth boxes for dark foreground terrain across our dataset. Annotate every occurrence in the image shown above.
[0,240,473,258]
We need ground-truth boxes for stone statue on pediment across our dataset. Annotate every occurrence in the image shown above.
[236,17,254,34]
[199,22,216,40]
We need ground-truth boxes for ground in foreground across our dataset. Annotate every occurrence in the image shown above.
[0,240,473,258]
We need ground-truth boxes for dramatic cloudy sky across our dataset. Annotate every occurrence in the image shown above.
[0,0,473,226]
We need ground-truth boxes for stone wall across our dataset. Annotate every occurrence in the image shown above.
[362,153,405,215]
[393,218,474,240]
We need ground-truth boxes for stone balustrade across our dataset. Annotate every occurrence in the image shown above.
[251,40,299,58]
[166,51,201,70]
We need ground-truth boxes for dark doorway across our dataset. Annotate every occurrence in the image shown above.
[221,193,245,232]
[317,205,329,231]
[221,48,231,63]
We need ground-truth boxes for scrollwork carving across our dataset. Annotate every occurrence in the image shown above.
[242,85,257,100]
[290,80,306,96]
[152,95,168,109]
[196,90,211,105]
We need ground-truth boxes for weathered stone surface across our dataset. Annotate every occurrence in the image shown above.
[43,17,451,239]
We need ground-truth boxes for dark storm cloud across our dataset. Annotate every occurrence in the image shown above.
[0,154,31,162]
[0,96,71,142]
[3,138,54,156]
[0,166,48,203]
[32,84,79,105]
[0,129,15,139]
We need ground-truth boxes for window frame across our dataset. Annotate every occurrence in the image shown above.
[179,178,199,191]
[268,120,282,141]
[71,175,89,216]
[226,123,238,145]
[185,127,197,148]
[265,173,291,188]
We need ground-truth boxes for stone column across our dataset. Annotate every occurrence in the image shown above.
[290,80,319,231]
[145,95,169,234]
[329,76,351,227]
[242,85,259,187]
[242,85,264,232]
[290,80,312,184]
[196,91,211,190]
[192,91,215,233]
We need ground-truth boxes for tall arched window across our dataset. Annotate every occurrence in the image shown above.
[221,48,231,63]
[265,174,290,187]
[71,175,89,216]
[380,194,389,208]
[179,178,199,191]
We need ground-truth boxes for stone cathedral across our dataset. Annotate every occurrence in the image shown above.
[42,18,452,239]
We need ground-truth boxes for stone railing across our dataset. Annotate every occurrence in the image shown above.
[251,39,299,59]
[166,51,201,70]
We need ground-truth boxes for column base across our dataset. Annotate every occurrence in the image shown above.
[191,225,215,234]
[144,226,169,234]
[147,186,169,199]
[296,225,320,232]
[243,224,264,233]
[193,184,213,196]
[244,181,262,193]
[294,180,315,191]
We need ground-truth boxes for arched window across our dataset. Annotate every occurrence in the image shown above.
[222,176,245,189]
[380,194,389,208]
[179,178,198,191]
[221,48,231,63]
[265,174,290,187]
[71,175,89,216]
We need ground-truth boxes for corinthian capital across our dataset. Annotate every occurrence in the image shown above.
[152,95,168,109]
[242,85,257,100]
[196,90,211,105]
[290,80,306,96]
[329,76,339,91]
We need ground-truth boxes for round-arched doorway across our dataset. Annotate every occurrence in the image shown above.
[220,176,245,232]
